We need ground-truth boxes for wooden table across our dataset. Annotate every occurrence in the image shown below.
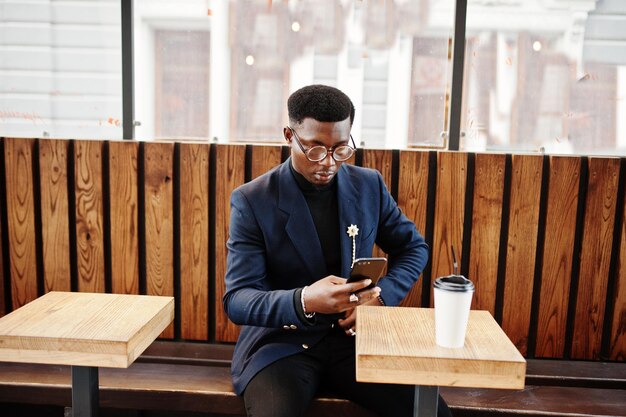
[356,306,526,417]
[0,291,174,417]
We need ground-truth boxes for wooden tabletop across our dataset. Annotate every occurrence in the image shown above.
[0,291,174,368]
[356,306,526,389]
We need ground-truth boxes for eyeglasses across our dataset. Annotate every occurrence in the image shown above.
[287,127,356,162]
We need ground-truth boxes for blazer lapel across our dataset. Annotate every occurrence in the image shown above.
[278,160,326,281]
[337,165,366,278]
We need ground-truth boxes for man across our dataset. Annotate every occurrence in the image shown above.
[223,84,452,417]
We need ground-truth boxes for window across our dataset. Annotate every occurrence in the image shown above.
[461,0,626,155]
[154,30,210,138]
[5,0,621,155]
[133,0,454,146]
[229,0,289,141]
[0,0,122,139]
[227,0,454,147]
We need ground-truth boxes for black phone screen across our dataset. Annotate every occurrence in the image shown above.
[348,257,387,288]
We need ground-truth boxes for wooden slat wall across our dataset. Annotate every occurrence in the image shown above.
[397,151,429,308]
[143,142,175,338]
[536,156,581,358]
[3,138,38,308]
[612,181,626,361]
[431,152,468,301]
[362,149,394,261]
[74,140,105,293]
[362,149,393,190]
[38,139,71,293]
[0,139,5,317]
[0,197,4,316]
[1,138,625,361]
[214,144,246,343]
[468,154,505,315]
[251,145,282,179]
[179,143,210,340]
[108,141,139,295]
[572,158,620,359]
[500,155,543,356]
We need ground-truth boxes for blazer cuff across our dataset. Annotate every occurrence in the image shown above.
[293,288,316,326]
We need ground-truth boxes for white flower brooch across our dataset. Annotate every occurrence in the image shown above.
[347,224,359,268]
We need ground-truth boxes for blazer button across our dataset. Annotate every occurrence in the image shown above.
[302,344,309,349]
[283,325,290,330]
[290,324,297,330]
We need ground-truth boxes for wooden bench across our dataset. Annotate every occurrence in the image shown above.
[0,341,624,416]
[1,138,625,416]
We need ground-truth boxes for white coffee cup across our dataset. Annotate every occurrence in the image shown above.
[433,275,475,348]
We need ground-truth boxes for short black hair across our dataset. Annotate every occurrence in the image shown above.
[288,84,355,126]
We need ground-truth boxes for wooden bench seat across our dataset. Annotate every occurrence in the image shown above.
[0,362,376,417]
[524,359,626,389]
[444,359,626,417]
[441,385,626,417]
[0,341,624,417]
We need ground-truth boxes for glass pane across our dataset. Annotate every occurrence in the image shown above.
[134,0,211,141]
[135,0,455,147]
[0,0,122,139]
[154,30,210,138]
[462,0,626,155]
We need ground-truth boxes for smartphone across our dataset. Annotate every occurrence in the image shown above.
[348,257,387,289]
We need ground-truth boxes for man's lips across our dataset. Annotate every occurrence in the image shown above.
[315,171,335,178]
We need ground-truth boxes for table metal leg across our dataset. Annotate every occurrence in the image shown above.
[413,385,439,417]
[71,366,99,417]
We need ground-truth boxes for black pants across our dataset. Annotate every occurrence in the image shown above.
[243,327,452,417]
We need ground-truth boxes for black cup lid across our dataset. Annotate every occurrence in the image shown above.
[433,275,474,292]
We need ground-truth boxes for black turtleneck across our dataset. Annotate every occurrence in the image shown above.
[289,163,341,278]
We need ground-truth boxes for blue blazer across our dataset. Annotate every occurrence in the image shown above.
[223,159,428,394]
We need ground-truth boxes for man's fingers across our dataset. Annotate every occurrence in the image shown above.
[348,279,372,293]
[362,287,382,300]
[349,286,381,300]
[338,313,356,329]
[329,276,347,285]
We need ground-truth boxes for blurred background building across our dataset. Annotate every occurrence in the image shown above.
[1,0,625,155]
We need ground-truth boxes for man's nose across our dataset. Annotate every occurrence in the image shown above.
[319,151,336,166]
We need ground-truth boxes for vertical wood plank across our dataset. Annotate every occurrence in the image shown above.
[74,140,105,293]
[431,152,468,302]
[0,176,4,315]
[362,149,394,260]
[144,142,175,338]
[362,149,393,186]
[535,156,580,358]
[501,154,543,356]
[4,138,38,308]
[572,158,620,359]
[215,144,246,343]
[109,141,139,295]
[39,139,71,292]
[397,150,429,307]
[179,143,209,340]
[468,153,505,314]
[611,169,626,360]
[251,145,282,179]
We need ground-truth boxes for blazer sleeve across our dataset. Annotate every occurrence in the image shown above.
[222,189,309,328]
[373,172,429,306]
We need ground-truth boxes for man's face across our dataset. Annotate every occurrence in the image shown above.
[284,117,352,186]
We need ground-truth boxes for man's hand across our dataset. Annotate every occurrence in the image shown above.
[338,295,383,336]
[303,276,381,315]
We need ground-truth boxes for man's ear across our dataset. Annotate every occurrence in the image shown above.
[283,127,292,143]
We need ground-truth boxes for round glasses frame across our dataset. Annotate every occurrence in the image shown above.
[287,126,356,162]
